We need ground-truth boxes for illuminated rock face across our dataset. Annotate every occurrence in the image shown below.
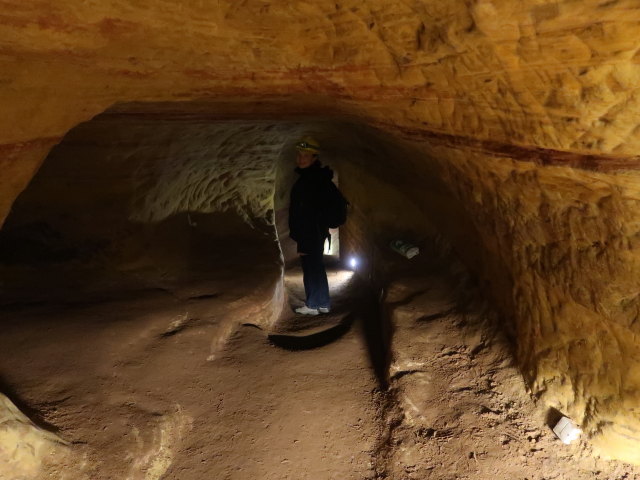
[3,0,640,463]
[0,394,70,480]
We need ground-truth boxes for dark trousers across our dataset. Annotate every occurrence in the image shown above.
[300,253,330,309]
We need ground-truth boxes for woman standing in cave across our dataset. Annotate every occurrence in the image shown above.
[288,137,333,316]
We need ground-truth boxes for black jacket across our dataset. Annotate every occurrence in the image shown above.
[288,161,334,254]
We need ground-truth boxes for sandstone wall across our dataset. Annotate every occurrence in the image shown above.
[0,117,290,480]
[3,0,640,463]
[0,115,286,325]
[341,124,640,462]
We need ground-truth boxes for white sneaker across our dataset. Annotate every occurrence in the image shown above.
[295,305,319,315]
[318,307,330,314]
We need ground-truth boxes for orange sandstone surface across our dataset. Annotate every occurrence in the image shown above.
[2,0,640,466]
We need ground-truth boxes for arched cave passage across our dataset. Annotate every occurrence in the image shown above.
[0,104,476,479]
[0,104,459,303]
[1,102,640,480]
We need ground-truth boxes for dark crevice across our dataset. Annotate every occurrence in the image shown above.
[268,313,354,350]
[389,369,423,381]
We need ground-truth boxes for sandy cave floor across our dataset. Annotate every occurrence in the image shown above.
[1,259,640,479]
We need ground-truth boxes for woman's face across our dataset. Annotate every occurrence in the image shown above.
[296,150,315,169]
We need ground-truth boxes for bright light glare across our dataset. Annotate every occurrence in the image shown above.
[349,257,358,269]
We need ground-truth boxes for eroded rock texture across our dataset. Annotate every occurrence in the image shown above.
[0,394,70,479]
[0,116,290,479]
[2,0,640,464]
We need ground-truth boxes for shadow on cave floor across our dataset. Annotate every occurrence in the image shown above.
[0,256,387,480]
[0,375,64,435]
[1,234,639,479]
[270,258,391,388]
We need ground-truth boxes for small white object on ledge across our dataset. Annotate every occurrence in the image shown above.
[390,240,420,259]
[553,416,582,444]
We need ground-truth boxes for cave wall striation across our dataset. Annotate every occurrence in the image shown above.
[2,0,640,463]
